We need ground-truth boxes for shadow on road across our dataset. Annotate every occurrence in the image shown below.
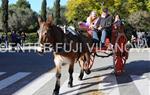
[91,65,114,73]
[125,60,150,75]
[102,60,150,86]
[0,51,55,95]
[61,60,150,95]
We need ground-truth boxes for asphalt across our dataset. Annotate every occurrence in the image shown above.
[0,49,149,95]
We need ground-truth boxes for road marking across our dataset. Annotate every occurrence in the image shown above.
[149,77,150,95]
[131,75,149,95]
[0,72,6,76]
[99,74,120,95]
[13,72,55,95]
[59,73,82,95]
[0,72,31,90]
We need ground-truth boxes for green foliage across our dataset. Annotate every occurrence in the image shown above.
[1,0,9,34]
[26,33,38,43]
[66,0,115,22]
[41,0,47,21]
[54,0,61,25]
[60,6,67,24]
[65,0,149,22]
[0,0,38,34]
[47,6,67,25]
[127,10,150,32]
[16,0,31,9]
[8,6,38,33]
[124,22,136,40]
[146,0,150,12]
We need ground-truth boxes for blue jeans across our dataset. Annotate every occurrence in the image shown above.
[101,29,106,43]
[92,29,106,43]
[92,31,99,43]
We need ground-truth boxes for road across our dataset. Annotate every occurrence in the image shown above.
[0,49,150,95]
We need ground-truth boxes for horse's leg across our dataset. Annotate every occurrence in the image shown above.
[53,58,61,95]
[78,58,84,80]
[68,61,74,88]
[84,52,92,74]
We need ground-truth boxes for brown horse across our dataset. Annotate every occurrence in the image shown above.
[37,16,91,95]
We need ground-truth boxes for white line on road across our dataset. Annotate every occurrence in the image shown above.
[131,75,149,95]
[59,73,82,95]
[13,72,55,95]
[0,72,31,90]
[99,74,120,95]
[0,72,6,76]
[149,77,150,95]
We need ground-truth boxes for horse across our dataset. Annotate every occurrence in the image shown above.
[37,16,92,95]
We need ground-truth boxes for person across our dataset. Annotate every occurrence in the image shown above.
[11,31,19,49]
[112,14,123,44]
[113,14,123,28]
[79,10,98,36]
[1,34,4,43]
[4,34,8,48]
[21,32,26,45]
[11,31,17,44]
[0,33,2,44]
[146,32,150,47]
[95,8,113,47]
[131,35,137,48]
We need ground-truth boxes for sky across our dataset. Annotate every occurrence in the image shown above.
[0,0,68,12]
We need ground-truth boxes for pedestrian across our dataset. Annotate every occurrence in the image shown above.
[0,33,2,44]
[11,31,17,48]
[21,32,26,45]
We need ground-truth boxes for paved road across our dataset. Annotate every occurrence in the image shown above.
[0,49,150,95]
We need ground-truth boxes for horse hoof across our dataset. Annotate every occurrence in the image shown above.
[53,90,59,95]
[78,74,84,80]
[78,76,83,81]
[68,82,73,88]
[84,69,91,75]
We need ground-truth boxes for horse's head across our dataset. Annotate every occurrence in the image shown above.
[37,16,54,54]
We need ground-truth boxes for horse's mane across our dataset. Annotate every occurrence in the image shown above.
[50,25,65,43]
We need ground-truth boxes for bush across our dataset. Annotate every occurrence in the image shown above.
[127,10,150,32]
[26,33,38,43]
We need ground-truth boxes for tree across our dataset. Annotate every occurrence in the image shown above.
[60,6,67,25]
[65,0,114,23]
[54,0,61,25]
[127,10,150,32]
[146,0,150,12]
[16,0,31,9]
[1,0,9,36]
[41,0,47,21]
[126,0,147,14]
[8,7,38,33]
[0,1,38,33]
[47,6,67,25]
[65,0,149,23]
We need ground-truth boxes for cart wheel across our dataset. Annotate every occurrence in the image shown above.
[114,55,125,75]
[113,33,127,75]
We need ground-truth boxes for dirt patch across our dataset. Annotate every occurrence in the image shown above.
[88,90,104,95]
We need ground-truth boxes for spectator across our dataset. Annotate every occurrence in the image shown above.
[21,32,26,45]
[11,31,18,47]
[0,33,2,44]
